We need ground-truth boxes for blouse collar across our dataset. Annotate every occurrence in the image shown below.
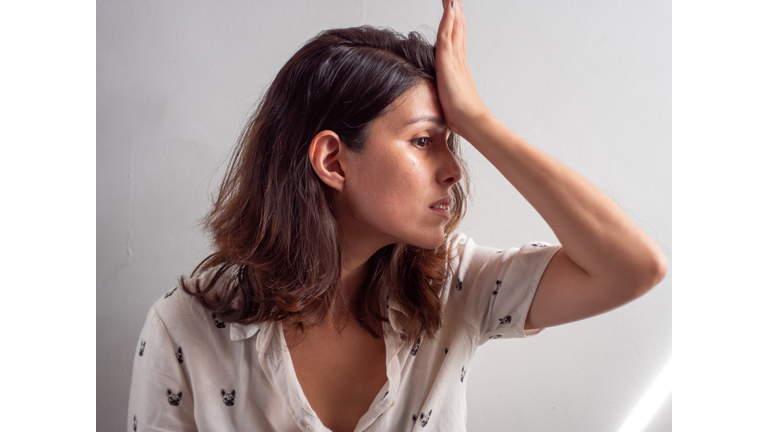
[227,294,408,345]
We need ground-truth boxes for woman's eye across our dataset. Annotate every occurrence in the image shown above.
[412,137,431,148]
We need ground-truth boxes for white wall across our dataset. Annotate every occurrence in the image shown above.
[97,1,670,431]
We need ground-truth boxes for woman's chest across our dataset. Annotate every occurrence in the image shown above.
[181,317,475,432]
[285,324,389,432]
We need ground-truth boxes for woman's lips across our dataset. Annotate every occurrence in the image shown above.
[429,206,451,218]
[429,198,452,219]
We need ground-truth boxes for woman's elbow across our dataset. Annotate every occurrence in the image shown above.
[632,247,668,297]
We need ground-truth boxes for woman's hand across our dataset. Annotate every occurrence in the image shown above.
[435,0,489,138]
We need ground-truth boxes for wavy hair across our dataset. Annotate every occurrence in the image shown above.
[181,26,469,344]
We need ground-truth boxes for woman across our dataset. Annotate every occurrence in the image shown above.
[127,1,667,431]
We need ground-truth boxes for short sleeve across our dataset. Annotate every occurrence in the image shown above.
[451,234,561,345]
[127,306,197,432]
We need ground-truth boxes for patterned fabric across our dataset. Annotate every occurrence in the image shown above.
[127,234,560,431]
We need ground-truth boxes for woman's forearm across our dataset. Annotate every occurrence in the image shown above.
[461,111,667,293]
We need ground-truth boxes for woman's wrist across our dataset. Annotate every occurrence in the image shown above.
[453,108,509,152]
[451,105,495,143]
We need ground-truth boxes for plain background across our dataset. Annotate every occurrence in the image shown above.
[96,0,670,431]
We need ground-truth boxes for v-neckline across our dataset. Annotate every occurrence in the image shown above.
[278,321,401,432]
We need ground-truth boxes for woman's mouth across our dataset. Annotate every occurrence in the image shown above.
[429,199,452,218]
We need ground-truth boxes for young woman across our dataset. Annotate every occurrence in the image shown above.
[127,1,666,431]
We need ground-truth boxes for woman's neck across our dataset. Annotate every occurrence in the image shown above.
[338,250,371,310]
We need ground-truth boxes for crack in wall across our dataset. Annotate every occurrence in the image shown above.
[126,146,135,265]
[603,178,672,258]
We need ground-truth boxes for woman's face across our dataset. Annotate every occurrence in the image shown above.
[336,82,462,251]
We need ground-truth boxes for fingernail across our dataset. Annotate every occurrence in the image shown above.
[451,1,455,8]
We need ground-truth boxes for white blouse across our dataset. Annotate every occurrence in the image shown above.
[127,234,561,432]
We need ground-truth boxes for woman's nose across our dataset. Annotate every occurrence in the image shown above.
[437,139,462,187]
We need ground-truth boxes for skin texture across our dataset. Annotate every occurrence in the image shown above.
[283,315,387,432]
[340,84,460,251]
[309,83,462,303]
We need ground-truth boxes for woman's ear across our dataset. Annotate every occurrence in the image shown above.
[308,130,346,192]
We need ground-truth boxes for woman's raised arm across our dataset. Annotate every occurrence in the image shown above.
[435,0,667,330]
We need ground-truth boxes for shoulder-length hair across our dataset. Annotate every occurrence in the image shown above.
[181,26,469,344]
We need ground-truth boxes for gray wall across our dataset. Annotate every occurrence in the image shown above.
[97,1,670,431]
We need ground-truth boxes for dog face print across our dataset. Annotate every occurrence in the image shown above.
[489,334,503,340]
[420,409,432,427]
[456,277,462,291]
[133,415,136,431]
[411,338,422,356]
[175,347,183,364]
[531,242,549,248]
[138,340,145,356]
[493,280,501,295]
[166,388,182,406]
[211,313,226,329]
[164,286,178,298]
[460,366,466,382]
[498,315,512,326]
[221,389,236,406]
[412,414,417,423]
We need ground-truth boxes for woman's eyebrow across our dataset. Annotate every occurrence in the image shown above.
[404,115,446,128]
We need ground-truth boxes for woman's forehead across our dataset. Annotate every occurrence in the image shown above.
[378,84,445,131]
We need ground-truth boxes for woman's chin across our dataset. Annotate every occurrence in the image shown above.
[406,231,447,250]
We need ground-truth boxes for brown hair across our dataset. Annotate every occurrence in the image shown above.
[181,26,469,344]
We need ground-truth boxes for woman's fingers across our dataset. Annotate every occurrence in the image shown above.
[457,1,467,51]
[438,0,463,49]
[452,0,464,49]
[435,0,488,139]
[438,0,454,49]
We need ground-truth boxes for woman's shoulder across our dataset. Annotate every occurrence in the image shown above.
[446,231,512,260]
[447,231,559,266]
[444,231,562,298]
[145,266,230,336]
[445,232,507,269]
[443,232,562,341]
